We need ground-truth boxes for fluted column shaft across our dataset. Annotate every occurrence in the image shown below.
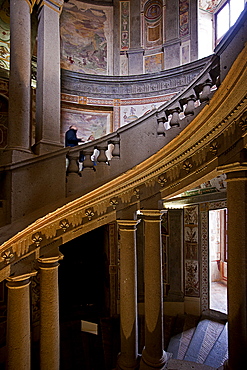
[35,1,64,153]
[224,168,247,370]
[6,272,37,370]
[8,0,31,151]
[38,255,63,370]
[117,220,140,370]
[140,210,167,370]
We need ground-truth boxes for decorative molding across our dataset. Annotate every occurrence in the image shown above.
[61,57,210,99]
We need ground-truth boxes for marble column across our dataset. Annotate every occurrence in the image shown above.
[35,0,64,154]
[6,272,37,370]
[117,220,140,370]
[8,0,32,153]
[38,255,63,370]
[139,210,167,370]
[223,166,247,370]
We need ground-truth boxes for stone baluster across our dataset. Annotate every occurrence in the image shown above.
[97,145,108,163]
[82,149,95,169]
[66,153,80,175]
[8,0,32,153]
[35,0,64,154]
[156,112,167,135]
[38,255,63,370]
[199,79,213,103]
[182,95,197,116]
[6,272,37,370]
[110,137,120,158]
[139,210,167,370]
[117,220,140,370]
[167,107,181,127]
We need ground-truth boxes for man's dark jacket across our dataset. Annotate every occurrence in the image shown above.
[65,128,82,147]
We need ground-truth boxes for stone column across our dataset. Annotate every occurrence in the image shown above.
[222,166,247,370]
[38,255,63,370]
[139,210,167,370]
[35,0,64,154]
[117,220,140,370]
[6,272,37,370]
[167,209,184,301]
[8,0,32,153]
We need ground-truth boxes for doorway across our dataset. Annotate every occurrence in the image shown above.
[58,226,107,370]
[209,208,228,314]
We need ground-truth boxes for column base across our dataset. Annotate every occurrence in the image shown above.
[116,352,141,370]
[139,347,168,369]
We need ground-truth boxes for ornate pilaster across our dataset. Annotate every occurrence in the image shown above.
[38,255,63,370]
[218,164,247,370]
[116,220,140,370]
[6,272,37,370]
[34,0,64,154]
[139,210,167,370]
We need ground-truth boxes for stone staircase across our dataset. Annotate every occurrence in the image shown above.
[166,318,228,369]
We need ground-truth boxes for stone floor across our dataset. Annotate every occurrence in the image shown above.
[165,359,219,369]
[210,281,227,314]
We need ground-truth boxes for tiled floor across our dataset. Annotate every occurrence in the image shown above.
[210,281,227,314]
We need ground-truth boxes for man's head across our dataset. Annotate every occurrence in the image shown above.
[70,125,78,131]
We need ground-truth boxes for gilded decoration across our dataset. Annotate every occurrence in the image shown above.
[1,250,14,264]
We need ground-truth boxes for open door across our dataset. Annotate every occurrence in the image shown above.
[209,208,228,314]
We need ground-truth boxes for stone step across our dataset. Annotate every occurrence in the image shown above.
[167,327,196,360]
[204,323,228,368]
[184,319,225,363]
[165,358,217,369]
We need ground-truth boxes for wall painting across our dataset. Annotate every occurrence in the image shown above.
[61,103,113,145]
[120,1,130,50]
[60,0,113,75]
[179,0,190,38]
[184,205,200,297]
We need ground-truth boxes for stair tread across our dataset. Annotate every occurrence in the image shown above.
[204,323,228,368]
[184,319,225,363]
[167,327,196,360]
[165,358,217,369]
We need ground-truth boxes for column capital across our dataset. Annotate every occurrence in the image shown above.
[38,254,64,268]
[6,271,37,288]
[139,209,164,220]
[117,219,140,230]
[217,162,247,178]
[36,0,64,13]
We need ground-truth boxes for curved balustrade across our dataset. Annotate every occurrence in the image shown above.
[64,5,247,199]
[0,6,246,242]
[65,54,220,197]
